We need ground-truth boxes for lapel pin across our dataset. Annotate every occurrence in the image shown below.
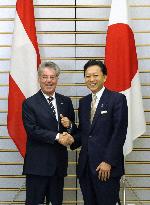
[101,103,104,108]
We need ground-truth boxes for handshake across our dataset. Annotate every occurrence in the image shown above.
[58,114,74,147]
[58,132,74,147]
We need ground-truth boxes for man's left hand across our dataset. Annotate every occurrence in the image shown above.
[96,162,111,181]
[60,114,71,128]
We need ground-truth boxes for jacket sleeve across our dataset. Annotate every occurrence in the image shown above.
[22,100,57,144]
[67,98,77,135]
[103,94,128,166]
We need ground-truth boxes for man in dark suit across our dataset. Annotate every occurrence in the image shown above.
[22,61,76,205]
[71,60,128,205]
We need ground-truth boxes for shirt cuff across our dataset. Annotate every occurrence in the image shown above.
[55,133,60,140]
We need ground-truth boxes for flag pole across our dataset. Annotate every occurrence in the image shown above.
[122,175,126,205]
[122,157,126,205]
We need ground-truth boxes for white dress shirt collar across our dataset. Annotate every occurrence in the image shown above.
[41,90,56,100]
[92,86,105,102]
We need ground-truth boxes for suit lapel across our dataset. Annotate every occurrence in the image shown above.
[55,93,70,132]
[83,94,92,128]
[91,88,111,131]
[55,93,64,122]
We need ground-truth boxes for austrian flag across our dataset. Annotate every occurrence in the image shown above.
[7,0,41,157]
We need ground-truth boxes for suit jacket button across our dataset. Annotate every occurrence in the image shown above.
[89,135,92,138]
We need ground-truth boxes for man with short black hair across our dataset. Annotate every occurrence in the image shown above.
[71,60,128,205]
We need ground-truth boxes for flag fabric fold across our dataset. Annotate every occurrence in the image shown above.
[105,0,146,156]
[7,0,41,157]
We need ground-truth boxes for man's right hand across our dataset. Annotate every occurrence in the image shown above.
[58,132,74,146]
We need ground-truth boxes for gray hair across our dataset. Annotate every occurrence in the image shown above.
[38,61,60,77]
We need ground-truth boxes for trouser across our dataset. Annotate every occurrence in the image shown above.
[79,163,121,205]
[26,174,64,205]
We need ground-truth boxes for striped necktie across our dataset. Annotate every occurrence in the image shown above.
[47,96,56,117]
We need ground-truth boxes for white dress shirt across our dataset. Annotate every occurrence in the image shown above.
[91,86,105,109]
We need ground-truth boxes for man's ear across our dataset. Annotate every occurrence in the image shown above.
[104,75,107,82]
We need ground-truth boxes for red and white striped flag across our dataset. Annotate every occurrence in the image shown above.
[105,0,146,156]
[7,0,41,157]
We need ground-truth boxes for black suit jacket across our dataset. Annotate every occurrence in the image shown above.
[22,90,76,177]
[71,88,128,178]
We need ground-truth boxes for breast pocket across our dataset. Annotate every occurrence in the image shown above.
[100,112,109,119]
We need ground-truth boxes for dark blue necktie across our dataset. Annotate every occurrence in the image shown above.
[47,96,56,117]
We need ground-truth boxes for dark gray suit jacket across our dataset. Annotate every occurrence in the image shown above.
[22,90,76,177]
[71,88,128,178]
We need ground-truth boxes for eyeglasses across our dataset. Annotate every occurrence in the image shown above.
[40,75,58,81]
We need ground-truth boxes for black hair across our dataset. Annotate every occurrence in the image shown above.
[84,60,107,76]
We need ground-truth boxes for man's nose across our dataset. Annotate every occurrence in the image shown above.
[89,76,94,81]
[47,77,53,82]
